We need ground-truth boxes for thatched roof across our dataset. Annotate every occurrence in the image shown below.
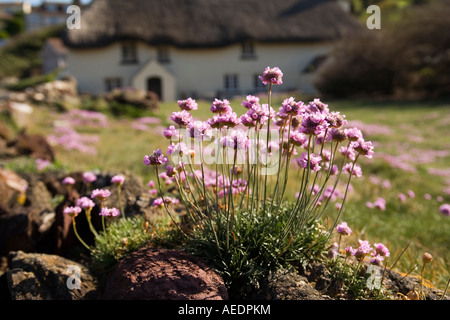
[64,0,362,48]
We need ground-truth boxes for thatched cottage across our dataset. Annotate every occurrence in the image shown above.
[63,0,361,101]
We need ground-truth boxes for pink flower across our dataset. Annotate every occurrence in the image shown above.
[76,196,95,209]
[36,158,50,171]
[345,127,363,141]
[188,121,213,141]
[374,243,390,257]
[177,98,198,111]
[82,171,97,183]
[163,125,180,140]
[373,197,386,211]
[299,112,328,136]
[63,206,82,217]
[398,193,406,202]
[306,99,330,114]
[354,240,372,260]
[278,97,305,117]
[296,152,322,172]
[100,207,120,217]
[91,188,111,200]
[241,95,260,109]
[111,175,125,185]
[221,129,250,150]
[210,98,232,114]
[170,110,193,127]
[147,180,155,188]
[407,190,415,198]
[208,112,241,128]
[353,139,374,159]
[343,163,362,177]
[424,193,432,200]
[336,222,352,236]
[62,176,76,185]
[259,66,283,85]
[439,204,450,216]
[345,246,357,257]
[152,198,164,207]
[144,149,169,166]
[370,255,385,266]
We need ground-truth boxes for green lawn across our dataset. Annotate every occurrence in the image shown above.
[21,96,450,290]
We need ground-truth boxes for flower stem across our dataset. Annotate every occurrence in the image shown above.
[72,217,90,250]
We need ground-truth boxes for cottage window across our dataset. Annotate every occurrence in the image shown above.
[105,77,122,92]
[224,74,239,92]
[241,41,256,59]
[157,46,170,64]
[121,41,138,64]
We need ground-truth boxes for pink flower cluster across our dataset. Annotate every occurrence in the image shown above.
[62,109,109,128]
[345,240,390,265]
[48,126,99,155]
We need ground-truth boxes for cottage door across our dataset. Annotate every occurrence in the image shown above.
[147,77,162,100]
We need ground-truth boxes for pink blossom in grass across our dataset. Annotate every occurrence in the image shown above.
[306,98,330,114]
[289,131,307,147]
[437,196,443,202]
[111,175,125,186]
[163,125,180,140]
[241,95,260,109]
[299,112,328,136]
[208,112,241,128]
[424,193,432,200]
[278,97,305,117]
[152,198,164,208]
[221,129,250,150]
[143,149,169,166]
[188,121,213,141]
[36,158,50,171]
[210,98,232,114]
[374,243,390,257]
[328,242,339,259]
[177,98,198,111]
[148,189,157,195]
[325,111,346,129]
[170,110,193,127]
[165,165,177,178]
[147,180,155,188]
[339,145,357,161]
[100,207,120,218]
[296,152,322,172]
[345,246,357,258]
[343,163,362,177]
[370,254,385,266]
[259,66,283,85]
[91,188,111,200]
[336,222,352,236]
[366,201,374,209]
[344,127,363,142]
[62,176,76,185]
[374,198,386,211]
[354,240,372,260]
[63,206,82,218]
[439,204,450,216]
[76,197,95,209]
[353,139,374,158]
[398,193,406,202]
[83,171,97,183]
[407,190,415,198]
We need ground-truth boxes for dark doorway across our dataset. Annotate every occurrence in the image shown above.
[147,77,162,100]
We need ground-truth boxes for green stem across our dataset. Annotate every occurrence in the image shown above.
[72,217,90,250]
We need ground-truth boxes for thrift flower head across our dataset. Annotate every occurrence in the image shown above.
[144,149,169,166]
[370,255,384,266]
[152,198,164,208]
[177,98,198,111]
[36,158,50,171]
[62,176,76,185]
[278,97,305,117]
[100,207,120,217]
[259,66,283,85]
[111,175,125,185]
[170,110,192,127]
[188,121,213,141]
[208,112,241,128]
[91,188,111,200]
[343,163,362,177]
[345,246,357,258]
[439,204,450,216]
[354,240,372,260]
[374,243,390,257]
[241,95,260,109]
[163,125,180,140]
[210,98,232,114]
[398,193,406,202]
[147,180,155,188]
[76,196,95,209]
[63,206,82,218]
[82,171,97,183]
[336,221,352,236]
[307,99,329,114]
[299,112,328,136]
[353,139,374,158]
[296,152,322,172]
[345,127,363,141]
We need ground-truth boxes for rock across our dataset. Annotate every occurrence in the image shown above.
[0,168,28,209]
[6,250,98,300]
[102,246,229,300]
[0,210,33,256]
[8,102,33,129]
[254,270,327,300]
[9,132,55,162]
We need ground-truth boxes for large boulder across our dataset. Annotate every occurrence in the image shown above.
[102,246,229,300]
[8,132,55,162]
[6,250,98,300]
